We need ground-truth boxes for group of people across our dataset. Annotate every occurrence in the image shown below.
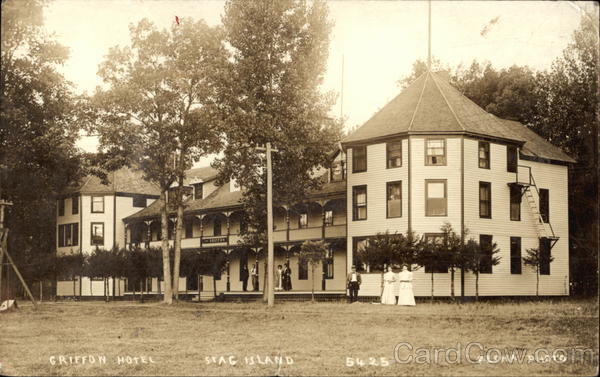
[240,263,261,291]
[346,265,416,306]
[381,265,416,306]
[275,264,292,291]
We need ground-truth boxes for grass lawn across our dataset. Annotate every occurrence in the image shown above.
[0,298,598,376]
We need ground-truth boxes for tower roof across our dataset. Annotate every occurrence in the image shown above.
[342,70,575,163]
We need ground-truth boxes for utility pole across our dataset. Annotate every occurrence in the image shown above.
[256,142,278,307]
[0,199,37,308]
[427,0,432,70]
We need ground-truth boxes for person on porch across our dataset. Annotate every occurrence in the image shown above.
[397,265,416,306]
[346,265,361,303]
[240,264,249,292]
[275,265,283,291]
[282,263,292,291]
[251,263,259,291]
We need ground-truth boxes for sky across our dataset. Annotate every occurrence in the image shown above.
[42,0,596,165]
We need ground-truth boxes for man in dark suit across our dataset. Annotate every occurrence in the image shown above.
[346,265,361,303]
[240,264,249,292]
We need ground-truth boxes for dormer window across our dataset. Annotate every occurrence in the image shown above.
[193,183,203,200]
[330,160,345,182]
[425,139,446,166]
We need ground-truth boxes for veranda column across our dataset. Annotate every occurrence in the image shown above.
[144,220,152,248]
[195,214,205,248]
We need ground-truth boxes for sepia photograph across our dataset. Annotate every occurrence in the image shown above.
[0,0,598,376]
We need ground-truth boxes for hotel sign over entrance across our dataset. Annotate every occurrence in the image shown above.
[203,236,228,244]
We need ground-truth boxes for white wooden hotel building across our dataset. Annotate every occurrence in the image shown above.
[56,70,574,298]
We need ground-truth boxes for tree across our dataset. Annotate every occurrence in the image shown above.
[214,0,342,300]
[532,15,598,296]
[85,246,126,302]
[1,0,84,272]
[463,238,501,301]
[396,57,446,88]
[92,18,224,304]
[522,247,555,297]
[416,239,442,301]
[357,231,402,272]
[298,240,327,302]
[438,222,464,301]
[394,231,422,269]
[55,253,85,297]
[125,247,150,302]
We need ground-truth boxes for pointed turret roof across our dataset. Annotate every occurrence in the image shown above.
[343,70,575,163]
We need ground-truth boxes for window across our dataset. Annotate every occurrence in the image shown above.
[58,199,65,217]
[132,195,146,208]
[324,210,333,226]
[299,212,308,229]
[425,180,447,216]
[185,218,193,238]
[478,141,490,169]
[425,139,446,166]
[72,196,79,215]
[510,185,521,221]
[507,145,518,173]
[386,181,402,218]
[479,234,493,274]
[539,238,551,275]
[213,217,221,236]
[91,222,104,246]
[352,185,367,220]
[352,146,367,173]
[479,182,492,218]
[387,141,402,168]
[58,223,79,247]
[299,259,308,280]
[510,237,522,274]
[424,233,448,273]
[193,183,204,200]
[539,189,549,223]
[330,160,345,182]
[91,196,104,213]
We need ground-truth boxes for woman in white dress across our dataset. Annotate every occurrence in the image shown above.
[397,265,416,306]
[381,266,397,305]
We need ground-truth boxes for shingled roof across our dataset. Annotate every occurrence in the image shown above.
[124,176,346,222]
[64,167,161,196]
[343,70,574,163]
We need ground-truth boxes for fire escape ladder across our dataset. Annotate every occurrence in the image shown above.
[508,165,559,250]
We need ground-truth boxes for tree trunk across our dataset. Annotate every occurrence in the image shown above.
[173,176,184,301]
[160,189,173,304]
[140,279,145,304]
[39,280,43,302]
[536,269,539,297]
[475,271,479,301]
[262,257,268,302]
[450,267,455,301]
[311,265,315,302]
[430,272,434,301]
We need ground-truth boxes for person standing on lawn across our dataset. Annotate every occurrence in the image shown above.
[397,265,416,306]
[240,264,249,292]
[346,265,361,303]
[381,265,397,305]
